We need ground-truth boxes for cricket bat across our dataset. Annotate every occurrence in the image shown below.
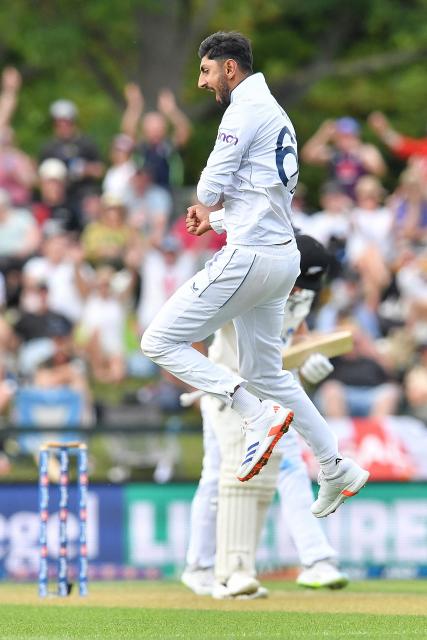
[282,330,353,370]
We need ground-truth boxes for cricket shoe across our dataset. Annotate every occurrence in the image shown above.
[212,572,268,600]
[296,560,349,590]
[181,566,214,596]
[236,400,294,482]
[311,458,370,518]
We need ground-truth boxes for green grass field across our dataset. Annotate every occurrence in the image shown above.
[0,580,426,640]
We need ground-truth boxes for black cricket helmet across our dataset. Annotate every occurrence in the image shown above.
[295,234,330,292]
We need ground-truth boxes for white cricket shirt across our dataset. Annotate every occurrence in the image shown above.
[197,73,298,245]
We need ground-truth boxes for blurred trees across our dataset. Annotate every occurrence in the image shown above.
[0,0,426,198]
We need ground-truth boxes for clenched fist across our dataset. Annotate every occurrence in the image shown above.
[186,204,212,236]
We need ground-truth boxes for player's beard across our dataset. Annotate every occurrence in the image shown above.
[216,74,231,108]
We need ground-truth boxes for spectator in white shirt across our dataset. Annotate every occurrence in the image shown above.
[79,265,127,383]
[347,176,393,308]
[102,134,136,200]
[124,162,173,248]
[0,188,40,268]
[309,181,352,248]
[137,235,197,332]
[23,221,91,324]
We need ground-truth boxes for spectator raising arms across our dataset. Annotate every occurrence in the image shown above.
[301,117,386,200]
[0,68,36,206]
[39,99,104,207]
[121,83,191,188]
[368,111,427,177]
[33,159,82,234]
[102,134,136,200]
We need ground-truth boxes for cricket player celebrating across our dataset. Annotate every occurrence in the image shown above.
[141,32,368,520]
[182,235,349,599]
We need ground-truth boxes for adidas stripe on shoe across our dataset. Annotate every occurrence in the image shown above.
[237,399,293,482]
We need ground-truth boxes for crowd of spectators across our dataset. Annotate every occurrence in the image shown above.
[0,65,425,476]
[299,115,427,423]
[0,67,209,474]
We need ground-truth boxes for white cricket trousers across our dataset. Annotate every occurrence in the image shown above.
[141,242,338,464]
[186,396,336,576]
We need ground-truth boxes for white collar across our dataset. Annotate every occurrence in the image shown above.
[230,73,269,103]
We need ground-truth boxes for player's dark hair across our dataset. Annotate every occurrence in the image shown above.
[198,31,253,73]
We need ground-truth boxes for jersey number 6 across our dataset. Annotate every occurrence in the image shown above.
[275,126,299,192]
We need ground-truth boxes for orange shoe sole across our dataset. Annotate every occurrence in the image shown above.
[238,411,294,482]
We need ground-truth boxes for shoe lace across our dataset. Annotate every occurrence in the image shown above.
[241,419,248,435]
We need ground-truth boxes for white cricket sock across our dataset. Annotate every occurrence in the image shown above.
[231,386,261,420]
[320,456,343,478]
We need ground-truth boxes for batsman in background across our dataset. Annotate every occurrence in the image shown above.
[182,235,349,599]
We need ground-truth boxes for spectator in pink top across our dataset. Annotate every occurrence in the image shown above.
[0,68,36,205]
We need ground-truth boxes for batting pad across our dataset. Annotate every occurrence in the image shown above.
[201,394,281,583]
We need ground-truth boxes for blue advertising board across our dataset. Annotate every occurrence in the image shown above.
[0,482,426,580]
[0,484,125,580]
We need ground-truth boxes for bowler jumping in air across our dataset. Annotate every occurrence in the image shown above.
[141,31,369,517]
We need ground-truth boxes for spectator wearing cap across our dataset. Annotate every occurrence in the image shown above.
[137,235,197,332]
[12,279,75,377]
[121,84,191,188]
[102,134,136,200]
[301,117,386,200]
[39,99,104,207]
[81,193,133,268]
[124,162,172,249]
[32,158,82,234]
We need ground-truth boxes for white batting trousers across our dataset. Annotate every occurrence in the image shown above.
[277,432,336,567]
[186,401,335,573]
[185,404,220,569]
[141,242,338,464]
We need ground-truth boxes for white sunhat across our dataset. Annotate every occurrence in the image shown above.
[38,158,68,181]
[49,99,78,120]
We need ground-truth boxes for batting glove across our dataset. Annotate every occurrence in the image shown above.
[179,390,205,407]
[300,353,334,385]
